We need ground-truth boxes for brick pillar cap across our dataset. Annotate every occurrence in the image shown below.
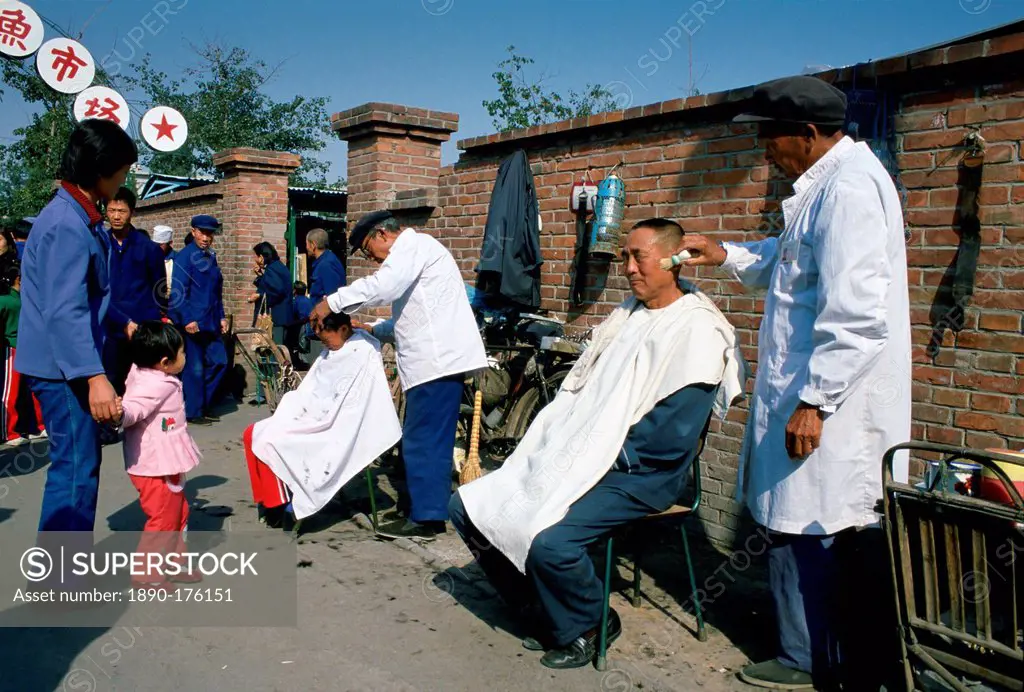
[212,147,301,175]
[331,102,458,143]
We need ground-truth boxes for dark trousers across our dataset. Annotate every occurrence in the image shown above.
[101,334,133,396]
[450,474,656,646]
[29,377,102,531]
[182,332,227,419]
[769,527,901,691]
[401,374,462,522]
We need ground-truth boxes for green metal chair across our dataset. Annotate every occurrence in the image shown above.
[596,415,712,671]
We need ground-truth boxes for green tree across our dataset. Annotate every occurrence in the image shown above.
[124,45,338,186]
[0,60,77,221]
[482,45,616,132]
[0,42,341,221]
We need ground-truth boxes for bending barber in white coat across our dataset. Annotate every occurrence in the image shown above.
[681,76,911,691]
[310,211,487,540]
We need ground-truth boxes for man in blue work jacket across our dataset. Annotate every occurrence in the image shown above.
[303,228,345,364]
[103,187,167,395]
[170,214,227,424]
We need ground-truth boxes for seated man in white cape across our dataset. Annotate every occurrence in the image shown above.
[241,311,401,527]
[450,218,747,670]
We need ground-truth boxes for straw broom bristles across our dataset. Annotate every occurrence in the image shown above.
[460,390,484,485]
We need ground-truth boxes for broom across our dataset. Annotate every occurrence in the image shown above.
[460,390,483,485]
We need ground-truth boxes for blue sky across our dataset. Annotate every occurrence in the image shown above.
[2,0,1021,179]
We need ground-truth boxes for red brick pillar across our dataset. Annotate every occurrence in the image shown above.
[331,103,458,217]
[211,147,301,324]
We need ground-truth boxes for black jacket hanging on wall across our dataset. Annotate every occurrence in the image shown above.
[476,149,542,310]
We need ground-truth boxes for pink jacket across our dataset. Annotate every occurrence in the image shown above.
[121,365,201,477]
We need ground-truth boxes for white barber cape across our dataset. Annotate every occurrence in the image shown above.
[250,331,401,520]
[723,136,911,536]
[459,291,747,573]
[326,228,487,391]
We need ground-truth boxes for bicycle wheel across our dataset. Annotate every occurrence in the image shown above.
[504,368,570,442]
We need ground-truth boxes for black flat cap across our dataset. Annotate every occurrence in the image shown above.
[734,76,847,127]
[348,210,394,255]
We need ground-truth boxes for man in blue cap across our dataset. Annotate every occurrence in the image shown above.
[681,75,909,691]
[169,214,228,424]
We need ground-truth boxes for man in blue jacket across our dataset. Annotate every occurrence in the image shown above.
[306,228,346,304]
[170,214,227,424]
[103,187,167,395]
[303,228,345,364]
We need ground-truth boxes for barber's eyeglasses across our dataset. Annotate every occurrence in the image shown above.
[358,229,378,260]
[359,231,377,259]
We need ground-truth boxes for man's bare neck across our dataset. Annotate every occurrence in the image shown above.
[642,286,685,310]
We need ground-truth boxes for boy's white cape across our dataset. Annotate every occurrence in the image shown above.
[459,291,747,572]
[251,332,401,520]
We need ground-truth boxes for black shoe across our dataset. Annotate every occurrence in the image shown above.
[98,426,121,446]
[375,518,446,541]
[248,398,266,407]
[187,416,215,426]
[522,636,546,652]
[262,505,288,529]
[539,609,622,669]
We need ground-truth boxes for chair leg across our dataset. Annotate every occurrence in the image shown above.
[631,546,643,608]
[365,466,378,531]
[680,523,707,642]
[596,535,613,671]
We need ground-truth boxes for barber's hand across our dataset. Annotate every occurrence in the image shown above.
[310,300,332,330]
[247,293,260,304]
[124,321,138,339]
[184,321,199,334]
[678,235,728,267]
[88,375,119,424]
[351,319,371,332]
[786,402,825,460]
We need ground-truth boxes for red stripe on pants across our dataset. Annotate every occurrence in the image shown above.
[130,473,189,582]
[1,345,44,442]
[243,423,290,509]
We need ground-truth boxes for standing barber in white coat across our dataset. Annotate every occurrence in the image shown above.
[681,76,910,691]
[310,210,487,540]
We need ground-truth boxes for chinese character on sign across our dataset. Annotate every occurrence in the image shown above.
[84,97,121,124]
[73,86,131,131]
[0,1,44,58]
[51,45,86,82]
[0,9,30,51]
[36,38,95,94]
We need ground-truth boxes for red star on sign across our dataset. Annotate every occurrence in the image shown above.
[151,114,178,141]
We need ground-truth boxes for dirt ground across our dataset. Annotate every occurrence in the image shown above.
[0,400,774,691]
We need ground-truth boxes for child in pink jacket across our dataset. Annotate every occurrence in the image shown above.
[118,321,202,592]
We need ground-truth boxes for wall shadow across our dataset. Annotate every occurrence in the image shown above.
[0,438,52,480]
[104,474,229,533]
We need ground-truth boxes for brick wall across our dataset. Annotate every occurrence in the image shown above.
[337,29,1024,549]
[133,185,222,249]
[131,148,299,326]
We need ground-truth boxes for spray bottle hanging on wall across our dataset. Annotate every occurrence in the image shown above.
[589,162,626,259]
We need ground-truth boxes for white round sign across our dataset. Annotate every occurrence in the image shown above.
[0,0,44,58]
[141,106,188,152]
[35,37,94,94]
[73,86,131,130]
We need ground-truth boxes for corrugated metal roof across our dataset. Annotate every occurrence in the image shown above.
[288,186,347,196]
